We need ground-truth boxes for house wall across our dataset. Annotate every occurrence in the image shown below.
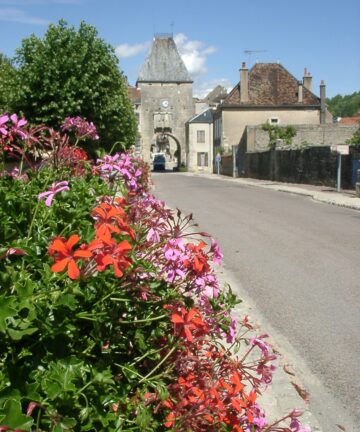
[187,122,213,173]
[221,109,323,152]
[246,124,359,152]
[138,82,194,163]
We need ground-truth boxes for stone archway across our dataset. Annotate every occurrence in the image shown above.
[150,132,182,168]
[163,132,182,168]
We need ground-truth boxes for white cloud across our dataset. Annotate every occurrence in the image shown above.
[0,7,49,24]
[174,33,217,78]
[115,42,150,58]
[193,78,233,99]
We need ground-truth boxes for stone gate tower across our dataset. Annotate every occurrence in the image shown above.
[136,34,194,166]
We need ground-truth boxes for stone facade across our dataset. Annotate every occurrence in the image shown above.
[215,63,333,153]
[186,109,213,173]
[136,35,195,167]
[245,124,359,153]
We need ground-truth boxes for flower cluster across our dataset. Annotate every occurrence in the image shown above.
[146,304,267,431]
[61,116,99,141]
[96,153,143,192]
[0,113,28,140]
[0,113,28,152]
[147,304,305,431]
[48,198,133,279]
[42,149,311,431]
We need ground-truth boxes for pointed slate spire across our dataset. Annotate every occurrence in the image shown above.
[137,35,192,83]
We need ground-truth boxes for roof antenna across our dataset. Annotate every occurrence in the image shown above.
[244,49,267,65]
[170,21,174,37]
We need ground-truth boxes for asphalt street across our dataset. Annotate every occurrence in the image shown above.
[152,172,360,431]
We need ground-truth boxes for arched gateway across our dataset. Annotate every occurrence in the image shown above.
[136,34,195,165]
[150,132,182,168]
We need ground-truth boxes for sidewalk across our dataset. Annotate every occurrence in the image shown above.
[186,172,360,211]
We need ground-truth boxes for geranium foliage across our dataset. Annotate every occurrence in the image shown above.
[0,114,310,431]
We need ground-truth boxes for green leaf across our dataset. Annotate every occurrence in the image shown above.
[0,399,34,430]
[55,293,78,310]
[0,296,16,333]
[41,358,87,400]
[93,368,114,385]
[53,417,77,431]
[7,327,38,340]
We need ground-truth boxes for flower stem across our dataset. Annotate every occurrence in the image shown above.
[139,345,176,383]
[118,313,168,324]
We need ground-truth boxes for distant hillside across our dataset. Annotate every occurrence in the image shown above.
[327,91,360,117]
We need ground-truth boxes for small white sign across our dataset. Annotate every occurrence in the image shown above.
[337,145,349,155]
[330,145,349,155]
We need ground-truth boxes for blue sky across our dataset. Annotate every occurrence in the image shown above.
[0,0,359,99]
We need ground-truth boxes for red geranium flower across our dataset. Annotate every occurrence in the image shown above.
[185,241,210,273]
[49,234,92,279]
[170,307,208,342]
[89,235,132,278]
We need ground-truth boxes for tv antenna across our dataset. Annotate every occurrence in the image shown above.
[244,50,267,64]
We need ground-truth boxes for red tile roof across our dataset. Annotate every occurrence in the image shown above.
[128,86,141,104]
[339,112,360,125]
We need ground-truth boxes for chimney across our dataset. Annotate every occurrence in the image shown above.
[240,62,249,103]
[303,68,312,92]
[320,80,326,124]
[297,81,303,103]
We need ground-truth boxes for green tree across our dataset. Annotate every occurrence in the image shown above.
[327,91,360,117]
[347,124,360,146]
[0,53,18,112]
[14,20,137,152]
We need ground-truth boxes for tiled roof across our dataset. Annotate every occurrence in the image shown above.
[128,86,141,104]
[223,63,320,107]
[137,36,192,83]
[339,112,360,125]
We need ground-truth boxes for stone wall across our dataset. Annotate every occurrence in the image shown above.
[244,146,360,189]
[245,124,359,153]
[221,108,323,153]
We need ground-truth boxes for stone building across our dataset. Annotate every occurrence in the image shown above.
[186,108,214,173]
[127,85,141,153]
[136,34,195,167]
[214,63,333,153]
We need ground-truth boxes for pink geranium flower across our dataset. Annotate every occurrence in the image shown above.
[0,114,9,136]
[61,116,99,140]
[38,181,70,206]
[10,113,28,139]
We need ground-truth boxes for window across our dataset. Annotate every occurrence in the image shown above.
[197,130,205,143]
[214,118,222,140]
[269,117,279,125]
[197,152,208,167]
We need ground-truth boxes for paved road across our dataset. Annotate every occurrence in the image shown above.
[152,173,360,431]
